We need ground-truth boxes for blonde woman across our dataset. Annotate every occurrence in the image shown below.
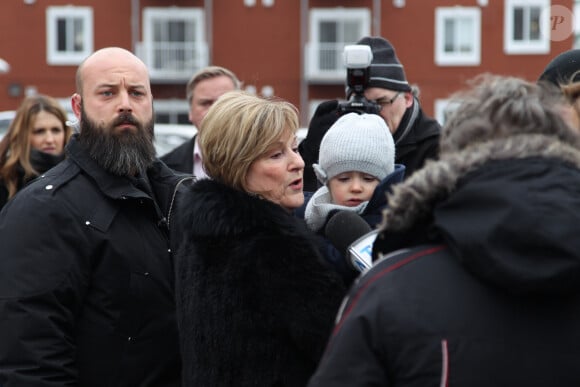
[173,91,346,387]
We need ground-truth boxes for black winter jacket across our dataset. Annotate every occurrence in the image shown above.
[160,135,196,174]
[0,135,191,387]
[0,148,65,210]
[391,97,440,178]
[308,135,580,386]
[173,178,346,387]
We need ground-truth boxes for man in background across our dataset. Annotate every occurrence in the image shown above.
[161,66,240,177]
[300,36,440,191]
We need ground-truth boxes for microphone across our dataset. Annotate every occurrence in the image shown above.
[324,211,378,273]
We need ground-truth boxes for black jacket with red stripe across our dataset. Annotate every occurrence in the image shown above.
[308,135,580,386]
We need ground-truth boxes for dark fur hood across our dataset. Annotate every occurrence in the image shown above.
[376,134,580,295]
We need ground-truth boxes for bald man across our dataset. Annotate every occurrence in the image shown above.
[0,47,189,386]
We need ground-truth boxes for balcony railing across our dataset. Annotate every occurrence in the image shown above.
[305,42,346,83]
[136,41,208,82]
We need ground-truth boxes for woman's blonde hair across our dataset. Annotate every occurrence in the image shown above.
[0,95,73,198]
[199,90,299,191]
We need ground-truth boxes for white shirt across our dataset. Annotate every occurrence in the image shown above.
[193,139,209,180]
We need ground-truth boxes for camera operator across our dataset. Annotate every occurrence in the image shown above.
[300,36,441,192]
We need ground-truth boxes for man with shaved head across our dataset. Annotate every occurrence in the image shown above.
[0,47,188,386]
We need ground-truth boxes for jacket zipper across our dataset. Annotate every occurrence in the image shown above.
[166,176,196,230]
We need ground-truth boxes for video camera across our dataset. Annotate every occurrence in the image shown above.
[337,45,381,116]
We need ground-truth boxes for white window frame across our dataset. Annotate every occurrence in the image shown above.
[141,7,207,80]
[46,6,93,65]
[435,7,481,66]
[153,99,190,125]
[504,0,550,54]
[306,8,371,82]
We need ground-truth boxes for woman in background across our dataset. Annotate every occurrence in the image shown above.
[173,91,346,387]
[0,95,72,209]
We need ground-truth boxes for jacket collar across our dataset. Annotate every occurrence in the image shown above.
[393,97,440,148]
[66,134,151,200]
[65,134,185,213]
[366,163,406,209]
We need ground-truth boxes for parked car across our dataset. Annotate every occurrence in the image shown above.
[0,110,15,140]
[297,128,307,143]
[154,125,307,157]
[154,124,196,156]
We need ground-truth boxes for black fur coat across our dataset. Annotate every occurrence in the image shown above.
[173,178,346,387]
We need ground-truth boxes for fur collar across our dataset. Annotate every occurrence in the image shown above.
[174,178,299,239]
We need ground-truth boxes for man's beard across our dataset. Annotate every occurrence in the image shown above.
[78,104,156,176]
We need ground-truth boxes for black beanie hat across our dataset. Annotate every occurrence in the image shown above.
[354,36,411,93]
[538,49,580,86]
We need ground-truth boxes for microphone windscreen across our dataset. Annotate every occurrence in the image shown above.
[324,211,372,256]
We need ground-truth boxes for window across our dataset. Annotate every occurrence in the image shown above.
[306,8,371,81]
[504,0,550,54]
[46,6,93,65]
[141,8,207,81]
[153,99,190,125]
[435,7,481,66]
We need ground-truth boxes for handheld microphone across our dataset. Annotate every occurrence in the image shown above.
[324,211,377,273]
[348,229,379,272]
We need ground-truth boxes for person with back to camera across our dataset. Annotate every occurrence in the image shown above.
[300,36,440,191]
[301,112,405,285]
[172,90,347,387]
[160,65,240,177]
[307,74,580,386]
[0,47,190,386]
[0,95,73,210]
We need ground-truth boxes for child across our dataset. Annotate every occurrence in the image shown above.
[303,112,405,284]
[305,112,401,229]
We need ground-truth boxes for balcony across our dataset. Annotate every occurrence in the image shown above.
[304,42,347,84]
[136,41,209,83]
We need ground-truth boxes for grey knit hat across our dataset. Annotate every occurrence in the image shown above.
[313,113,395,184]
[353,36,411,94]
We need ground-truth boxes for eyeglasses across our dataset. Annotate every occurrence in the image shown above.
[375,92,402,109]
